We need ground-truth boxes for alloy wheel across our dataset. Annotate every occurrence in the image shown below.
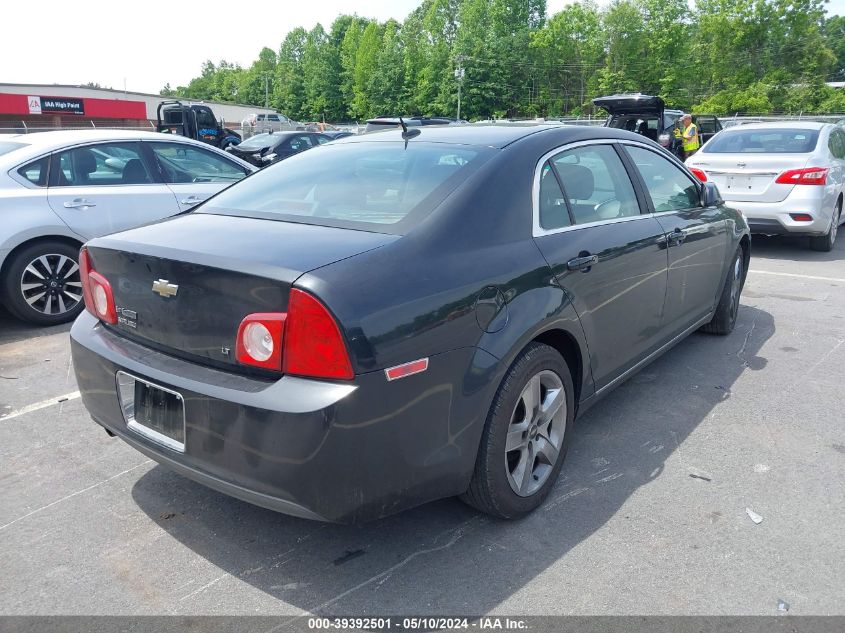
[505,370,567,497]
[19,253,83,316]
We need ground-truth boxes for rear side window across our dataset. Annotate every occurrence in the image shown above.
[148,142,248,183]
[202,141,491,233]
[550,144,641,225]
[828,129,845,159]
[52,142,152,187]
[538,163,571,230]
[17,156,49,187]
[704,128,820,153]
[626,146,701,212]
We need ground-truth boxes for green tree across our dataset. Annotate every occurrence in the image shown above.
[275,28,308,119]
[351,21,383,117]
[531,1,603,114]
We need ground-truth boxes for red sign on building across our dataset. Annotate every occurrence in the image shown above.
[0,93,146,120]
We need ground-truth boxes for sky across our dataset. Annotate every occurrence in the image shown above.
[1,0,843,96]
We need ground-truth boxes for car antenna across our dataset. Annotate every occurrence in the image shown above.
[399,116,421,148]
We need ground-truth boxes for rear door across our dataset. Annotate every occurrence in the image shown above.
[623,143,728,335]
[695,115,721,145]
[532,141,669,390]
[826,128,845,200]
[145,141,251,212]
[46,141,179,239]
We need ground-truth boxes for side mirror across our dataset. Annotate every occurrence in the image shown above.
[701,181,723,207]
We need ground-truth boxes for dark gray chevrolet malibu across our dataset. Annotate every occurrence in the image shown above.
[71,124,750,523]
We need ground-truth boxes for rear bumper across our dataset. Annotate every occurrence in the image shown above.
[723,188,832,235]
[71,311,500,522]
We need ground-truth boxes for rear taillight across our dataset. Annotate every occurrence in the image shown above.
[236,289,353,380]
[284,289,354,380]
[775,167,828,186]
[689,167,708,182]
[789,213,814,222]
[79,247,117,324]
[236,313,286,370]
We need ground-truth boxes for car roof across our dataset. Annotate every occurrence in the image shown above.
[718,121,828,131]
[0,130,255,170]
[336,123,647,149]
[2,129,219,150]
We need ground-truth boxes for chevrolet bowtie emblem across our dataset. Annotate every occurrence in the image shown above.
[151,279,179,298]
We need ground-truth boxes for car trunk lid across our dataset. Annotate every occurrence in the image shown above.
[86,213,397,371]
[592,94,665,117]
[692,153,811,203]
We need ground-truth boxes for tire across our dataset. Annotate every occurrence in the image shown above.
[701,247,744,335]
[461,342,575,519]
[809,201,840,252]
[1,240,84,326]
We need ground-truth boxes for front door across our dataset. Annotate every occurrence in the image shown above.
[622,143,728,336]
[532,142,669,390]
[144,141,251,212]
[46,141,180,240]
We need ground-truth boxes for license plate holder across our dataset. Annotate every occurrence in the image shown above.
[116,371,185,452]
[727,174,753,190]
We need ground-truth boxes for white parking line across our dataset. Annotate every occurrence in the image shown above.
[748,270,845,283]
[0,391,81,421]
[0,460,152,531]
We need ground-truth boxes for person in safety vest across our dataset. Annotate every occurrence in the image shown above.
[680,113,700,159]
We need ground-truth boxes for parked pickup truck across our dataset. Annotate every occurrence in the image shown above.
[593,94,722,159]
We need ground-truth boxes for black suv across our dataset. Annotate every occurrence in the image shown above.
[593,94,722,159]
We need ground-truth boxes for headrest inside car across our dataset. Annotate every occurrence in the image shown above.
[556,163,594,200]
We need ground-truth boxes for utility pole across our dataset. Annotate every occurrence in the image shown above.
[455,56,465,121]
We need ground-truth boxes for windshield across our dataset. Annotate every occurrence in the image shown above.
[237,134,278,150]
[202,141,492,234]
[0,141,28,157]
[705,128,820,153]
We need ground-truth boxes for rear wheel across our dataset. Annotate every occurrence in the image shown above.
[701,247,744,335]
[462,342,574,518]
[1,241,84,325]
[809,200,840,252]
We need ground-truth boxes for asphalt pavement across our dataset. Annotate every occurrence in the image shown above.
[1,234,843,619]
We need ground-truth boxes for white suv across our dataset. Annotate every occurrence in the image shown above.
[254,113,302,133]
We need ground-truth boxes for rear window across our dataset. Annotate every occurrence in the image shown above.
[0,141,28,156]
[202,141,492,234]
[704,129,820,153]
[237,133,277,150]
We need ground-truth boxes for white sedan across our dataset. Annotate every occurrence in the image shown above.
[686,121,845,251]
[0,130,255,324]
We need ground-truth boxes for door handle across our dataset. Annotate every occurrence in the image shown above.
[180,196,207,205]
[667,228,686,246]
[63,198,96,209]
[567,253,598,272]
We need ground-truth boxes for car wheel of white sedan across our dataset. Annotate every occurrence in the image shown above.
[2,241,84,326]
[810,199,841,252]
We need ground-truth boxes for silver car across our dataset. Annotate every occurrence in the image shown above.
[0,130,255,325]
[686,121,844,251]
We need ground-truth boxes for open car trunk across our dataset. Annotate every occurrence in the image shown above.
[592,94,666,117]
